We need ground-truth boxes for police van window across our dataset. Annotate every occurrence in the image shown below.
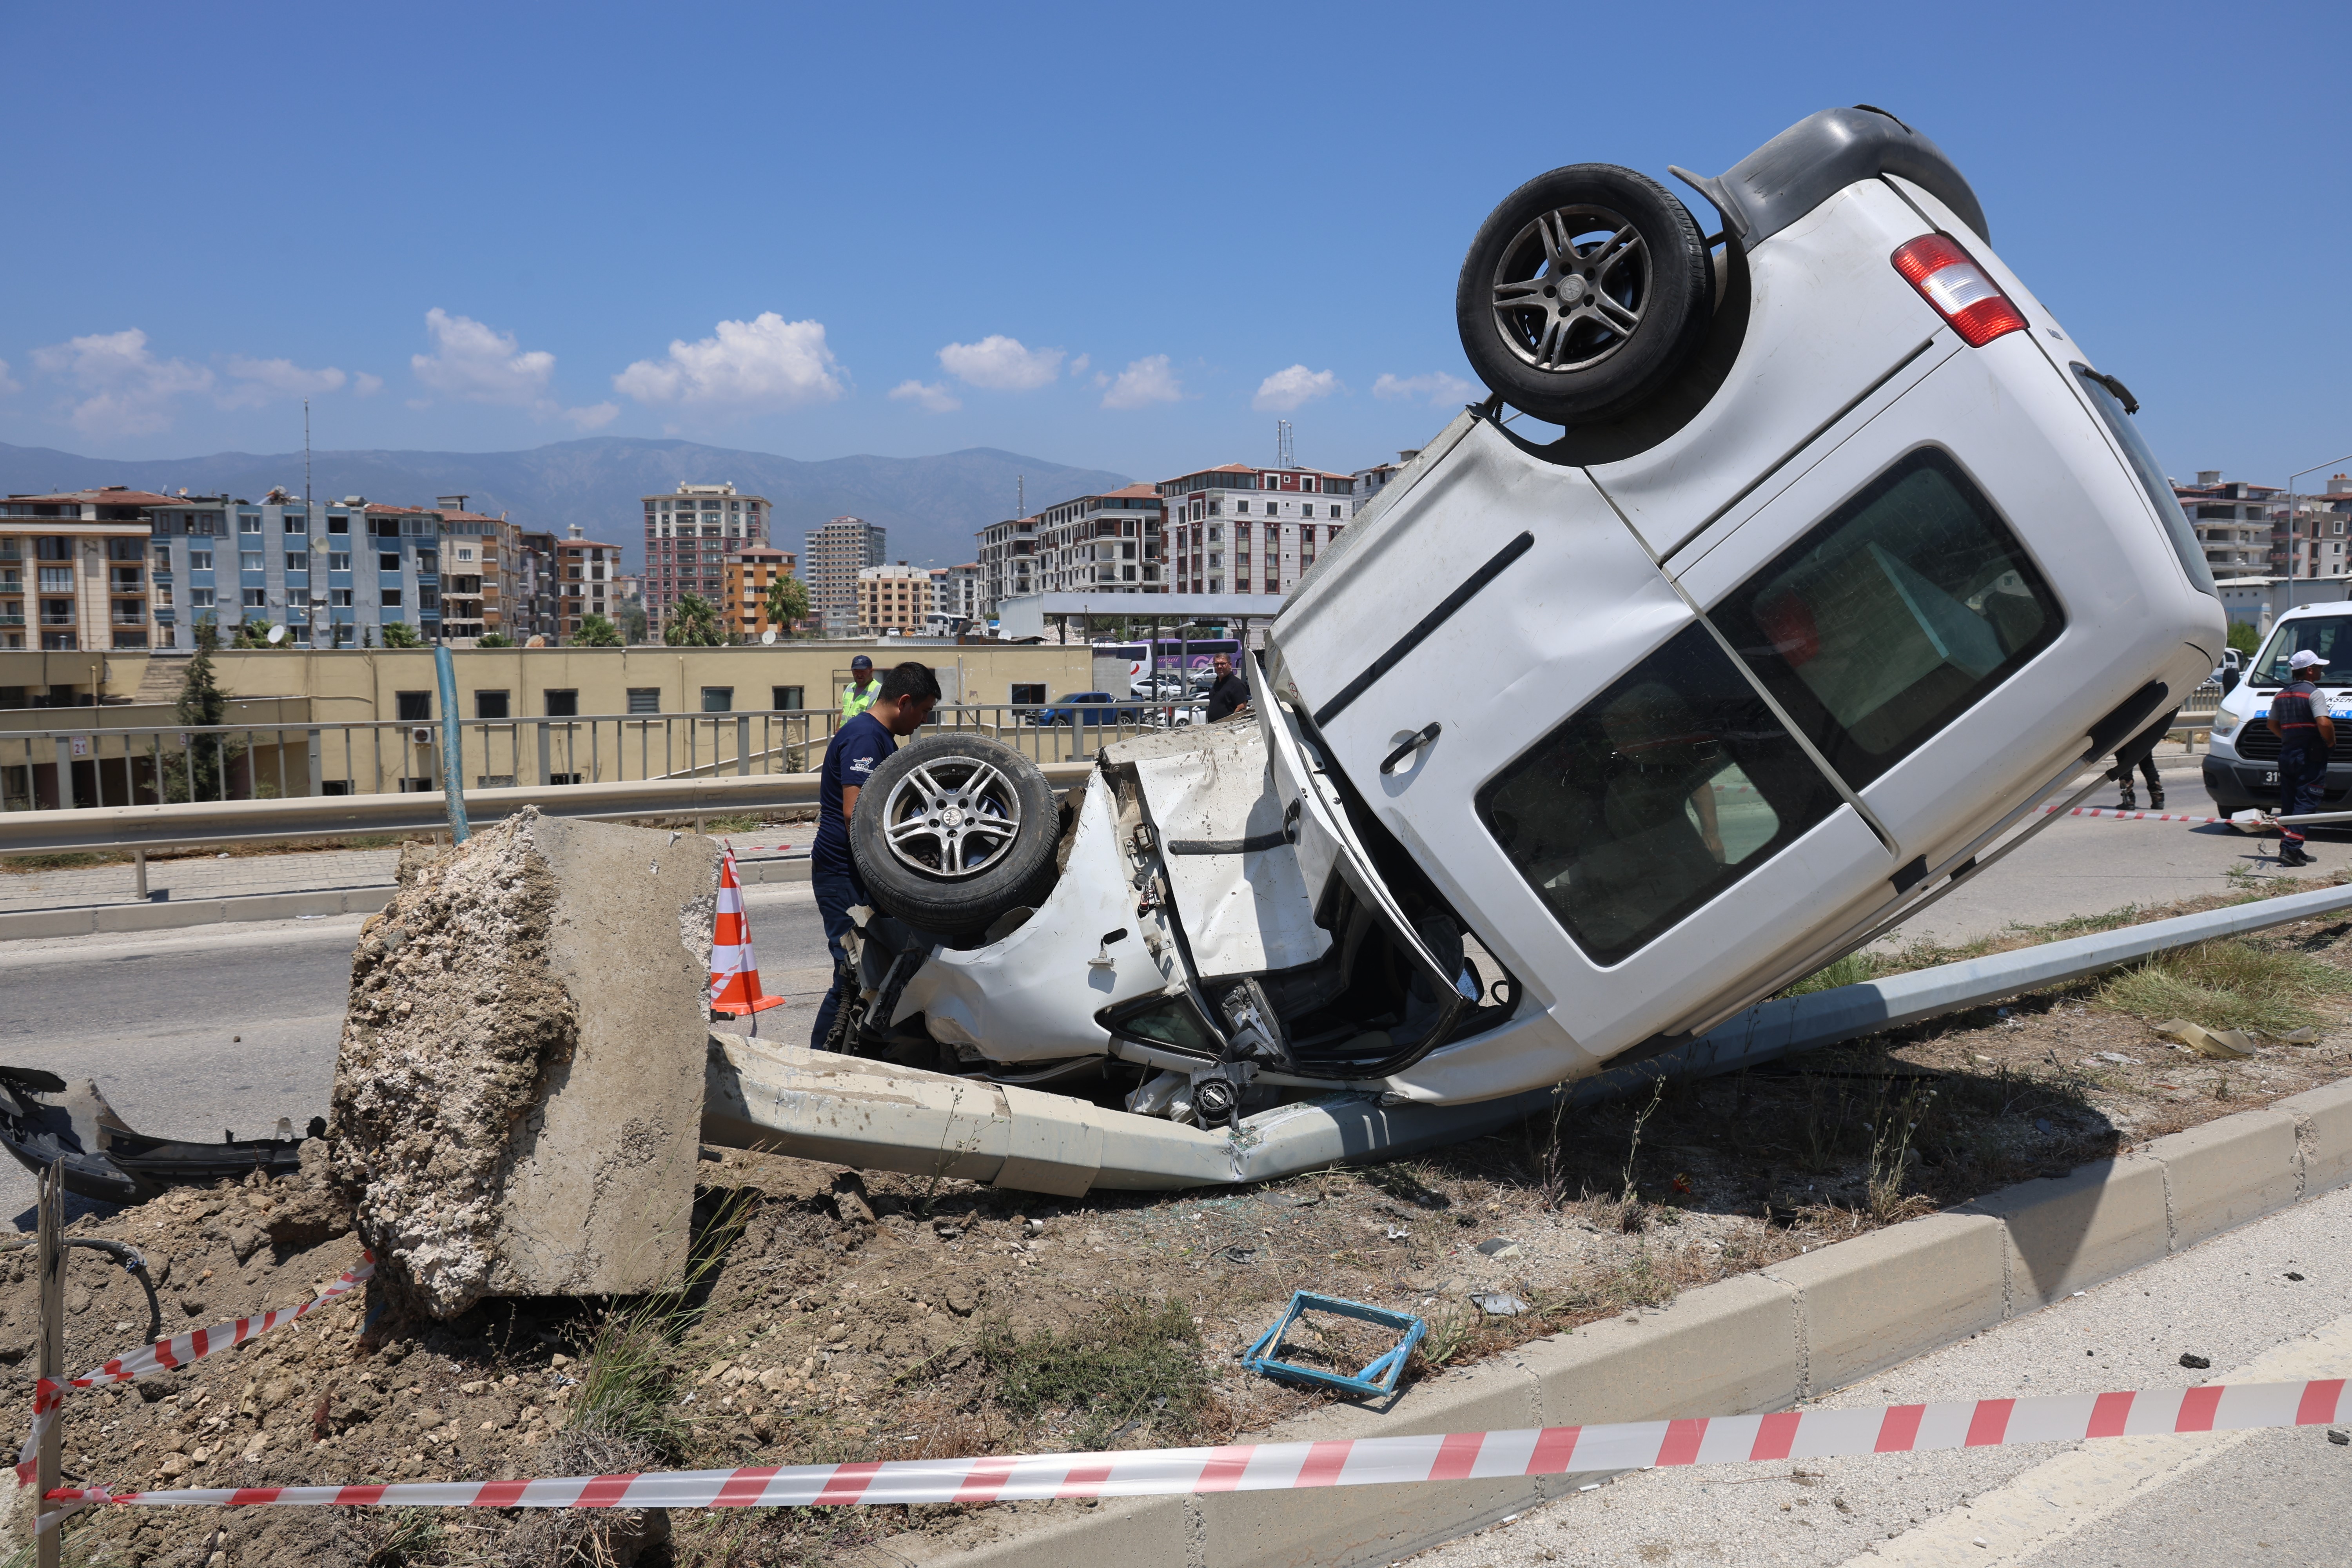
[2252,617,2352,688]
[1475,622,1844,966]
[1710,447,2063,791]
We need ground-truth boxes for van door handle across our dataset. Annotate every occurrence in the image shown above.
[1380,722,1441,775]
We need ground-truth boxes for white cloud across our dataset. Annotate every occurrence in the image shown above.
[1102,354,1181,410]
[220,355,348,409]
[564,401,620,430]
[937,335,1063,391]
[412,308,555,405]
[1069,353,1090,376]
[613,313,843,408]
[0,359,19,396]
[30,328,215,436]
[890,379,963,413]
[1374,371,1476,407]
[1253,364,1339,412]
[353,372,385,397]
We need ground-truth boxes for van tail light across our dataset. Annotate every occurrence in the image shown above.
[1891,234,2027,347]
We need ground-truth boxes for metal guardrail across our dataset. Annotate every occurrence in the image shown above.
[0,703,1177,813]
[0,761,1099,857]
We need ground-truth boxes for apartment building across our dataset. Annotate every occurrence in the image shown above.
[1159,465,1354,596]
[126,492,438,649]
[977,516,1038,615]
[723,545,799,640]
[555,526,622,640]
[642,482,770,630]
[1350,451,1418,515]
[432,496,529,642]
[806,516,887,637]
[519,529,560,643]
[1022,484,1164,598]
[855,563,932,634]
[0,488,163,652]
[938,563,984,624]
[2176,471,2286,579]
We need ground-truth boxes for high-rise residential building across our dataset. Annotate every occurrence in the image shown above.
[977,516,1038,615]
[554,525,622,641]
[1159,465,1355,597]
[2175,472,2279,580]
[641,482,770,632]
[723,545,798,640]
[806,516,887,636]
[358,504,446,642]
[519,530,560,643]
[938,563,984,624]
[432,496,526,642]
[1023,484,1165,597]
[0,488,166,652]
[855,562,931,634]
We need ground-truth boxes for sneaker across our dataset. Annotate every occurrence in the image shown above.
[2282,844,2314,867]
[2117,791,2137,812]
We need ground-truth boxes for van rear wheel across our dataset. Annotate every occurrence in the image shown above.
[849,733,1062,939]
[1456,163,1714,426]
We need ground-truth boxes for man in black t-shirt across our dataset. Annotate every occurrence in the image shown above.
[811,661,941,1047]
[2269,648,2334,868]
[1203,652,1252,724]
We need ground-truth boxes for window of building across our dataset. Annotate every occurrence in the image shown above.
[474,691,511,719]
[38,566,72,592]
[771,685,805,711]
[285,552,308,573]
[1709,446,2063,791]
[189,588,215,608]
[627,688,662,714]
[330,589,353,606]
[380,553,402,571]
[237,552,264,572]
[396,691,431,721]
[544,689,579,717]
[1010,682,1046,706]
[108,537,143,561]
[189,551,212,570]
[328,515,349,535]
[284,516,306,533]
[287,589,309,608]
[240,515,262,534]
[381,588,403,606]
[329,553,351,571]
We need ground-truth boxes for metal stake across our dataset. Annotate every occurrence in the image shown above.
[36,1158,63,1568]
[434,643,470,843]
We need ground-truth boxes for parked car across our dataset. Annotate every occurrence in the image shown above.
[829,106,2223,1128]
[2202,608,2352,817]
[1031,691,1143,727]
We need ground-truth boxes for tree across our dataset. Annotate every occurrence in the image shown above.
[379,621,423,649]
[765,573,810,636]
[362,626,376,649]
[230,619,278,650]
[572,613,624,647]
[2226,619,2260,656]
[664,591,725,646]
[166,619,242,802]
[476,631,515,648]
[618,601,649,644]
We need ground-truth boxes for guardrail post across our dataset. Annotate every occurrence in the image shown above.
[737,714,751,777]
[54,738,71,811]
[537,721,552,786]
[306,729,323,798]
[434,644,470,844]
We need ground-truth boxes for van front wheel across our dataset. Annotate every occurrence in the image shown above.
[1456,163,1714,426]
[849,733,1062,939]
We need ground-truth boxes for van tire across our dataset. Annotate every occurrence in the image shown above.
[849,733,1063,939]
[1456,164,1713,426]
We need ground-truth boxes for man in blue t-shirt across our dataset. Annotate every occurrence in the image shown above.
[812,661,942,1048]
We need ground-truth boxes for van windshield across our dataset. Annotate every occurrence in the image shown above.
[2252,617,2352,687]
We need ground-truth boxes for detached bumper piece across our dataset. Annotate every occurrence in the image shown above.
[1243,1291,1426,1399]
[0,1067,319,1207]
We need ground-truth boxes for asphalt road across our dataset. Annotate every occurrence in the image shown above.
[0,885,829,1229]
[1408,1181,2352,1568]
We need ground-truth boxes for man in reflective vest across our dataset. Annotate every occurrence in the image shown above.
[840,654,878,720]
[2268,648,2334,868]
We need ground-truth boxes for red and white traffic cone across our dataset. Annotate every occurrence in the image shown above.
[709,846,785,1030]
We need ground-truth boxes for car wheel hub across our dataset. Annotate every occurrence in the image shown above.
[1491,203,1649,373]
[880,757,1022,878]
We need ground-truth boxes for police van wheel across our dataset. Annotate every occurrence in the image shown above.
[1455,163,1714,426]
[850,733,1062,939]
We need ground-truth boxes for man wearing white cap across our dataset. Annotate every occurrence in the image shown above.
[2267,649,2334,867]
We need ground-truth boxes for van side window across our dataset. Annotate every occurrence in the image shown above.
[1475,622,1844,965]
[1709,446,2062,791]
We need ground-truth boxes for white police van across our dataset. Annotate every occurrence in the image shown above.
[827,107,2227,1124]
[2203,606,2352,818]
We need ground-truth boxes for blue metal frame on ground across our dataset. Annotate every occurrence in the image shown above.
[1242,1291,1426,1399]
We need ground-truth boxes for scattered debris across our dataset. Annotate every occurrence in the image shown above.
[1474,1238,1521,1259]
[2180,1353,2212,1370]
[1243,1292,1425,1399]
[2285,1271,2307,1281]
[2155,1018,2259,1059]
[1470,1292,1531,1317]
[2329,1429,2349,1446]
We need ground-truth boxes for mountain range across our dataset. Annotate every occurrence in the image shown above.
[0,437,1133,572]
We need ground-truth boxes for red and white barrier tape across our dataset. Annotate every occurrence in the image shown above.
[2040,804,2236,826]
[38,1376,2348,1518]
[17,1254,374,1492]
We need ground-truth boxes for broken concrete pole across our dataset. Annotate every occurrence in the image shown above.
[331,809,719,1318]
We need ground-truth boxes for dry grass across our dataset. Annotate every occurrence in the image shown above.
[2095,937,2352,1034]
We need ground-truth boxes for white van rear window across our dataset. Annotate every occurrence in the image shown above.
[1710,447,2063,790]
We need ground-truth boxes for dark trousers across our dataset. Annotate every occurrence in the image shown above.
[2279,745,2327,848]
[811,866,866,1049]
[2110,751,2160,791]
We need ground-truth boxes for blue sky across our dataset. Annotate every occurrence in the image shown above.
[5,0,2347,492]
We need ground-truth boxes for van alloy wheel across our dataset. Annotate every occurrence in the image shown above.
[879,757,1022,877]
[1490,204,1650,374]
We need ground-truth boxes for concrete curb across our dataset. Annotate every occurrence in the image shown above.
[0,857,811,943]
[884,1077,2352,1568]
